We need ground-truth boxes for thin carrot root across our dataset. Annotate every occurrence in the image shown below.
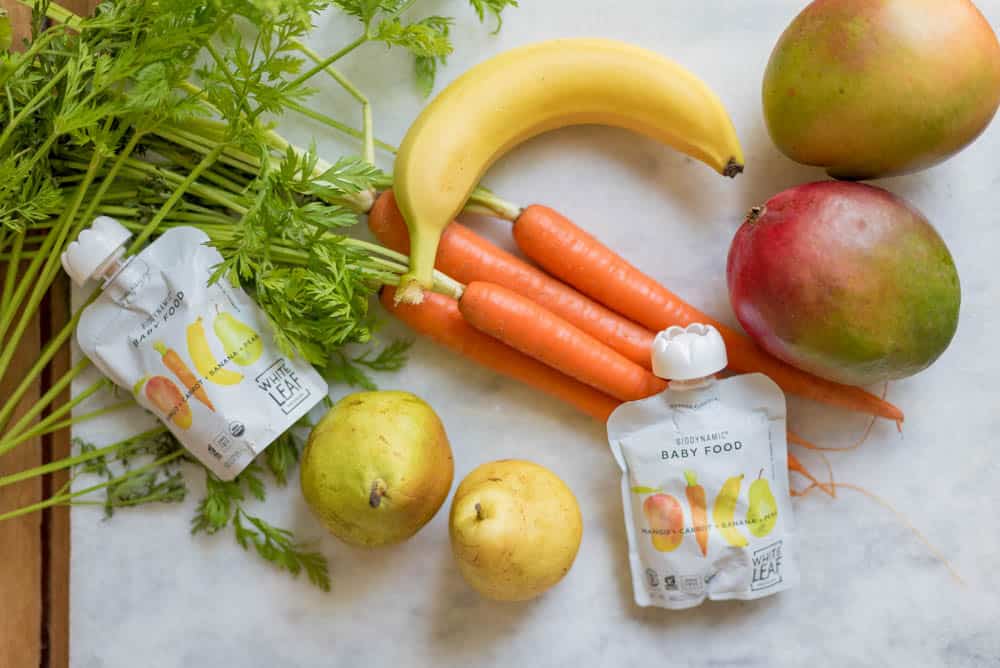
[793,481,965,586]
[789,383,888,452]
[787,449,835,498]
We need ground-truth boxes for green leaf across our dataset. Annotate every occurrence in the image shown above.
[266,432,302,486]
[353,339,412,372]
[414,55,436,97]
[468,0,518,33]
[327,352,378,390]
[104,471,186,517]
[232,508,331,591]
[631,486,661,495]
[191,473,245,535]
[373,15,453,58]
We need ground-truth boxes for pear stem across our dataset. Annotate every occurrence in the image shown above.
[474,502,483,521]
[369,479,386,508]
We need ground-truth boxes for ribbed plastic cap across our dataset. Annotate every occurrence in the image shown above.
[61,216,132,287]
[651,323,728,380]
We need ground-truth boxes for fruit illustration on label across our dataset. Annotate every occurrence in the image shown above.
[153,341,214,411]
[684,471,709,557]
[187,317,243,386]
[642,493,683,552]
[746,470,778,538]
[712,474,748,547]
[213,311,263,367]
[145,376,192,429]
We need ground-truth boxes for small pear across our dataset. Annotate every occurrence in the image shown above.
[450,460,582,601]
[213,311,263,367]
[746,471,778,538]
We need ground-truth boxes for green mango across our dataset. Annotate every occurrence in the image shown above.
[213,311,263,367]
[746,475,777,538]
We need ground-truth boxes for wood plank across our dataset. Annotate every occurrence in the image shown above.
[38,4,102,666]
[0,307,43,668]
[0,5,45,665]
[1,3,98,667]
[43,5,104,668]
[44,275,73,668]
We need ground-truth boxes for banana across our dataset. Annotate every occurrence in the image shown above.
[712,474,748,548]
[186,317,244,386]
[393,38,745,302]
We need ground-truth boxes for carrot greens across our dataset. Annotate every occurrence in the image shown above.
[0,0,516,590]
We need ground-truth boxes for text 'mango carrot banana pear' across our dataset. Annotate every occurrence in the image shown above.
[64,217,326,481]
[607,324,798,608]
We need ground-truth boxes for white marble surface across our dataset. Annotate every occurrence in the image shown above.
[69,1,1000,666]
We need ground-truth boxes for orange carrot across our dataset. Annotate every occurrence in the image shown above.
[153,341,214,411]
[512,205,904,423]
[458,281,666,402]
[684,470,709,556]
[380,287,619,421]
[384,288,825,484]
[369,191,657,368]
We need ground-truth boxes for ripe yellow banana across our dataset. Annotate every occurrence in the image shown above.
[393,38,745,302]
[712,474,748,548]
[187,317,244,386]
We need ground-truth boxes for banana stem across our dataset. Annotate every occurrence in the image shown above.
[465,189,522,221]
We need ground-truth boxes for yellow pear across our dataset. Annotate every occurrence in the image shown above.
[449,460,582,601]
[300,391,453,548]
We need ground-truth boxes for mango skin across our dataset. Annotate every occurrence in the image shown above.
[727,181,960,386]
[763,0,1000,179]
[642,493,683,552]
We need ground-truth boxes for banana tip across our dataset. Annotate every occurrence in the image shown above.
[723,158,744,178]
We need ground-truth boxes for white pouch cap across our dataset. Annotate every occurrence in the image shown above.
[61,216,132,287]
[651,323,727,380]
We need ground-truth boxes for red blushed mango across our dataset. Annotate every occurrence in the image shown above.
[727,182,960,386]
[145,375,193,429]
[763,0,1000,179]
[642,493,684,552]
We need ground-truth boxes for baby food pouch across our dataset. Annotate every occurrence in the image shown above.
[63,217,326,480]
[607,323,799,609]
